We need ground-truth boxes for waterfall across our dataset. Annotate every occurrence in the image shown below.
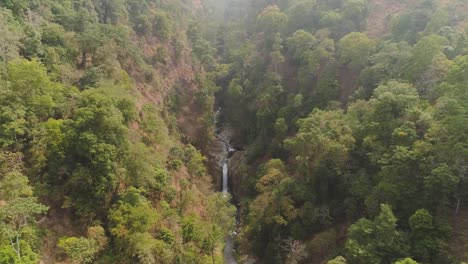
[215,108,235,194]
[222,159,228,193]
[214,108,238,264]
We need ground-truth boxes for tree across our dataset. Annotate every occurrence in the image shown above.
[0,153,32,200]
[0,152,47,262]
[109,188,158,238]
[359,42,412,96]
[205,193,236,263]
[310,229,339,261]
[286,0,318,33]
[57,225,108,263]
[0,197,48,259]
[285,109,354,179]
[256,5,288,50]
[92,0,127,24]
[342,0,370,30]
[62,87,129,217]
[0,8,22,68]
[206,193,236,236]
[282,239,308,264]
[345,204,409,264]
[109,188,161,262]
[405,34,448,82]
[184,144,207,177]
[428,55,468,215]
[242,159,299,260]
[319,11,344,37]
[21,24,42,58]
[287,30,318,64]
[338,32,374,68]
[0,59,64,149]
[394,258,419,264]
[256,5,288,34]
[424,164,458,209]
[57,237,97,263]
[408,209,439,262]
[152,11,172,40]
[0,0,29,16]
[424,10,448,35]
[327,256,347,264]
[351,80,420,157]
[78,25,104,68]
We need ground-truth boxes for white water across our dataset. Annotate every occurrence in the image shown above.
[222,159,228,193]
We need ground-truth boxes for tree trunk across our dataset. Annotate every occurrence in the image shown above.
[13,235,21,257]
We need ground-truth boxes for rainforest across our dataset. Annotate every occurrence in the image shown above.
[0,0,467,263]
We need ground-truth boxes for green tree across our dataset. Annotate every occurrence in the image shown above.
[0,59,64,149]
[327,256,347,264]
[152,11,172,40]
[0,152,47,262]
[57,237,97,263]
[342,0,370,30]
[0,8,22,67]
[256,5,288,34]
[424,164,458,209]
[0,0,29,16]
[394,258,419,264]
[338,32,374,68]
[242,159,299,260]
[405,34,448,82]
[109,188,158,238]
[109,188,161,262]
[286,0,318,33]
[345,204,409,263]
[408,209,438,262]
[256,5,288,50]
[20,24,42,58]
[61,87,129,217]
[57,225,107,263]
[287,30,317,64]
[92,0,127,24]
[205,193,236,263]
[285,109,354,179]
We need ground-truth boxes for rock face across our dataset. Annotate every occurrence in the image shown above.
[207,125,237,192]
[206,138,225,191]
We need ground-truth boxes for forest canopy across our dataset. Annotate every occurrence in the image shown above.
[0,0,467,263]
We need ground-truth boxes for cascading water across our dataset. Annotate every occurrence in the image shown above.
[222,159,228,193]
[214,108,238,264]
[215,109,235,194]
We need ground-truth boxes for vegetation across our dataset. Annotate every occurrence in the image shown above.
[0,0,233,263]
[0,0,467,263]
[209,0,468,263]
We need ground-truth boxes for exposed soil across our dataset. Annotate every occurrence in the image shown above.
[39,207,85,264]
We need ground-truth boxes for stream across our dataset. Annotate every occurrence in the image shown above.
[214,109,238,264]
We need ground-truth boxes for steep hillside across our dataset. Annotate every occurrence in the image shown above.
[0,1,235,263]
[0,0,467,263]
[207,0,468,263]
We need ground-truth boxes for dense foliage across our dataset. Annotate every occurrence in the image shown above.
[206,0,468,263]
[0,0,467,263]
[0,0,234,263]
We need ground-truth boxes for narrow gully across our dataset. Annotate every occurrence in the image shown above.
[214,109,238,264]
